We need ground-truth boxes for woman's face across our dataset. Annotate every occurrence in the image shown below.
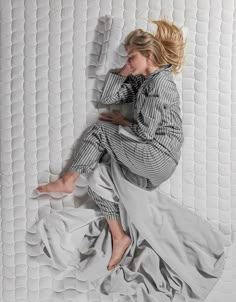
[126,46,150,76]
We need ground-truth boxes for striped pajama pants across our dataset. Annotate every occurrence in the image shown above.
[69,121,177,220]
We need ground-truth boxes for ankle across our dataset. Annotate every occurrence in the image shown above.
[112,232,127,241]
[62,171,79,183]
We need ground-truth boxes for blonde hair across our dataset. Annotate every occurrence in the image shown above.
[123,19,186,74]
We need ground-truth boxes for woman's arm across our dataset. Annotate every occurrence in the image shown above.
[128,77,179,141]
[99,111,129,126]
[99,64,145,105]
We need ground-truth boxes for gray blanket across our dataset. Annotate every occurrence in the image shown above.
[27,155,225,302]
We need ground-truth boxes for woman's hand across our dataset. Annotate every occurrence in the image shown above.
[99,111,129,126]
[119,62,133,77]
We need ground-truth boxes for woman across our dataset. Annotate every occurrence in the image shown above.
[36,19,185,271]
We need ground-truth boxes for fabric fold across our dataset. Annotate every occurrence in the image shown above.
[26,155,225,302]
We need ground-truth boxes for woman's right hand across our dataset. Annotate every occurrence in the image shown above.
[119,62,133,77]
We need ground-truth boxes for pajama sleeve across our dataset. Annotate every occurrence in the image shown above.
[129,78,178,141]
[99,71,145,105]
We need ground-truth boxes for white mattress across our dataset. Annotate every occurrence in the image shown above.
[0,0,235,301]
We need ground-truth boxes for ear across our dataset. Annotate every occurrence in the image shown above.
[147,53,154,66]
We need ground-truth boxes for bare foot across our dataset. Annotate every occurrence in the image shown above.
[36,171,79,193]
[107,234,131,271]
[36,178,75,193]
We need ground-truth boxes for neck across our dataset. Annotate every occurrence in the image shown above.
[144,66,159,77]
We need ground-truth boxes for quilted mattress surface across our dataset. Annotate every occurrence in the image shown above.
[0,0,236,301]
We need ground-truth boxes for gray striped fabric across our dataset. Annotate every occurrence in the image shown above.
[88,186,120,220]
[99,65,184,164]
[69,120,177,220]
[68,66,183,220]
[69,121,177,187]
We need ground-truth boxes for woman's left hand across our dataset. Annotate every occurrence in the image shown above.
[99,111,129,126]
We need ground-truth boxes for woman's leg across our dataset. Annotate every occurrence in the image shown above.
[37,171,79,192]
[106,219,131,271]
[37,120,177,192]
[88,187,120,220]
[88,188,131,270]
[37,122,110,192]
[37,121,135,193]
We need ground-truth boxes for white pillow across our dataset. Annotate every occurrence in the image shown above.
[86,16,107,79]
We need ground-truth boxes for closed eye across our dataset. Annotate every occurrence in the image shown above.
[128,55,135,62]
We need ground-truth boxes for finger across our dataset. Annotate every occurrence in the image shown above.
[112,111,121,116]
[100,112,113,117]
[99,116,111,121]
[111,121,119,125]
[99,113,111,118]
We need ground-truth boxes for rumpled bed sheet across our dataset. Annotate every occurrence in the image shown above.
[26,154,225,302]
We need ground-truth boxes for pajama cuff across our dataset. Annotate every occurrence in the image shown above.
[127,121,137,133]
[105,213,121,220]
[99,72,127,104]
[68,165,89,175]
[127,121,134,128]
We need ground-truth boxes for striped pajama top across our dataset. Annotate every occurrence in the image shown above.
[99,64,184,164]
